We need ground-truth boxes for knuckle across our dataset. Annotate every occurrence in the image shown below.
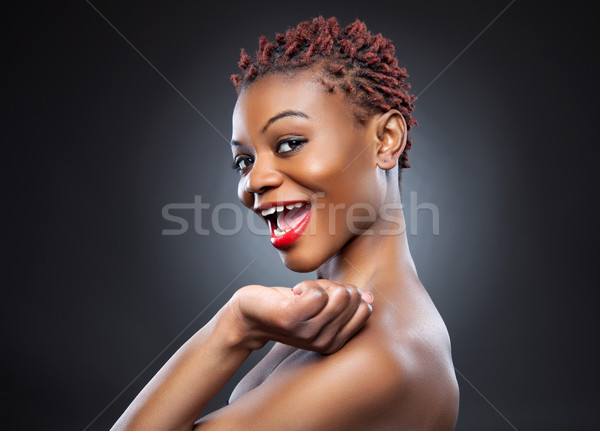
[318,279,343,292]
[331,285,352,301]
[313,337,332,352]
[347,286,361,302]
[299,324,320,341]
[310,286,328,299]
[357,301,372,318]
[345,283,358,293]
[323,340,343,355]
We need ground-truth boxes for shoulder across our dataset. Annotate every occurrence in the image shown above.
[251,318,458,430]
[327,320,459,429]
[197,295,459,430]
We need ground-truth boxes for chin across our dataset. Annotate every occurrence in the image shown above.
[279,253,322,273]
[277,242,341,273]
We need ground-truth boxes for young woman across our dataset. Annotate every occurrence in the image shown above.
[113,16,459,430]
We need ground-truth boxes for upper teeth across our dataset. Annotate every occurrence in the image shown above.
[261,207,276,216]
[261,202,304,217]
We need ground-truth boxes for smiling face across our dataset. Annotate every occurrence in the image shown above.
[231,68,391,272]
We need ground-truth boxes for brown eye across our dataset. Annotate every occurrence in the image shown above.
[232,156,253,172]
[276,138,307,154]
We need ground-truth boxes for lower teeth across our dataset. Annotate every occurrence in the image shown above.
[274,227,291,237]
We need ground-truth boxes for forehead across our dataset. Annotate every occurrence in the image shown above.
[232,70,353,137]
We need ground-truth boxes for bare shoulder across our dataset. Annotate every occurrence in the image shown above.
[366,289,459,429]
[309,309,459,430]
[214,309,458,430]
[199,287,459,430]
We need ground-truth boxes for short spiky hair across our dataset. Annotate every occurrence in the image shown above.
[231,16,417,171]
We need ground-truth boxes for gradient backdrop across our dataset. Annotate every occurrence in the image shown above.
[4,1,598,430]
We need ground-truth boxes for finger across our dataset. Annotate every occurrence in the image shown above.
[310,284,363,344]
[291,280,321,295]
[361,291,374,304]
[287,281,328,321]
[314,280,373,304]
[310,281,354,326]
[326,283,362,324]
[323,300,373,354]
[237,284,325,329]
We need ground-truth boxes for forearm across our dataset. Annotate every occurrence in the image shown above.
[111,306,252,431]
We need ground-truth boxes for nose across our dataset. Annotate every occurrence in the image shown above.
[243,156,284,195]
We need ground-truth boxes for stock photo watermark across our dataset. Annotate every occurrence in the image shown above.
[161,191,439,237]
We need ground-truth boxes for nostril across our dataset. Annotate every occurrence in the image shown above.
[245,166,284,194]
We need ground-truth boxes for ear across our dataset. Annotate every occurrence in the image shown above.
[374,110,407,170]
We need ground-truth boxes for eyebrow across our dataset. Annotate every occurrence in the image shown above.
[261,110,309,133]
[230,110,309,147]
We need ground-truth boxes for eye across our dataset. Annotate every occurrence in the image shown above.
[276,138,307,154]
[232,155,254,173]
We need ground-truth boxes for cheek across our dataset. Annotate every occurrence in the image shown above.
[293,139,360,191]
[301,148,378,202]
[296,149,381,237]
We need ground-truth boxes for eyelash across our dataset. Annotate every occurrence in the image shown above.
[276,137,307,154]
[231,156,253,172]
[231,138,308,173]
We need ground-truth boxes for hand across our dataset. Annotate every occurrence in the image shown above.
[228,279,374,354]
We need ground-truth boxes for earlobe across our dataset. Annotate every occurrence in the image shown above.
[375,110,407,170]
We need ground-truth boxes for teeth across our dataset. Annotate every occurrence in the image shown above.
[261,202,307,217]
[273,226,291,237]
[261,207,276,216]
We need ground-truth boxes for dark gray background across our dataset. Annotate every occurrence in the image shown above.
[4,1,598,430]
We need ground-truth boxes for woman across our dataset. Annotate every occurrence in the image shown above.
[113,16,459,430]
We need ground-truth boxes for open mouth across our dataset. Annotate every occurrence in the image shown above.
[259,201,312,248]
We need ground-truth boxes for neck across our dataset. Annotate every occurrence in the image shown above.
[316,191,419,297]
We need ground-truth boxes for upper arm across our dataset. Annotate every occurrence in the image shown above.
[193,345,407,431]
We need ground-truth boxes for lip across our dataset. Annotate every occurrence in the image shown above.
[253,200,312,249]
[269,204,312,248]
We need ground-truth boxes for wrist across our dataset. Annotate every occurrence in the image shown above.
[214,292,268,352]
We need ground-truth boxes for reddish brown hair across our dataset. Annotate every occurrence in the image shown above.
[231,16,417,171]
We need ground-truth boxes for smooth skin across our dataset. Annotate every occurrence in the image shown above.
[112,66,459,430]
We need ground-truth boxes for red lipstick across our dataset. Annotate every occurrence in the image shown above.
[264,202,312,248]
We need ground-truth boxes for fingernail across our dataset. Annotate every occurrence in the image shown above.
[362,291,374,304]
